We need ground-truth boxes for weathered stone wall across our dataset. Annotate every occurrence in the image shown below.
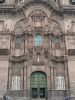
[0,0,75,100]
[68,59,75,99]
[0,60,9,97]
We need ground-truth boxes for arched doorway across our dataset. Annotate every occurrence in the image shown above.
[30,71,47,98]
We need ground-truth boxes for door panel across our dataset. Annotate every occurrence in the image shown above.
[40,88,45,98]
[32,88,38,98]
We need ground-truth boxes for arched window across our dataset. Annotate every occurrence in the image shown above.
[34,34,42,46]
[0,0,5,3]
[52,36,60,44]
[70,0,75,4]
[15,35,21,44]
[15,35,21,49]
[52,35,61,50]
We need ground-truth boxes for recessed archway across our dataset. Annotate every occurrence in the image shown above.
[30,71,47,98]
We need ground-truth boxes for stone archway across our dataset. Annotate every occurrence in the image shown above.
[30,71,47,98]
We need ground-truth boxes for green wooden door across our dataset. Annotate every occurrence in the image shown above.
[30,72,47,98]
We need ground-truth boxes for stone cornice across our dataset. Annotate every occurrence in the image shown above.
[65,32,75,36]
[0,5,15,13]
[0,0,60,13]
[61,5,75,12]
[0,1,75,14]
[0,31,13,36]
[15,0,59,11]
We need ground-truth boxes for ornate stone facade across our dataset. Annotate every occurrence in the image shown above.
[0,0,75,100]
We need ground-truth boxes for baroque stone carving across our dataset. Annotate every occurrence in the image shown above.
[0,49,9,55]
[30,10,47,22]
[14,19,26,34]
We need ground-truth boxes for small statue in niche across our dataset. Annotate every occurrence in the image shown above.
[44,49,49,59]
[25,49,33,60]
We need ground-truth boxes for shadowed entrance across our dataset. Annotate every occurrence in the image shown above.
[30,71,47,98]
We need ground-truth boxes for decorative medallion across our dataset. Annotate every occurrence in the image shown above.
[30,10,47,22]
